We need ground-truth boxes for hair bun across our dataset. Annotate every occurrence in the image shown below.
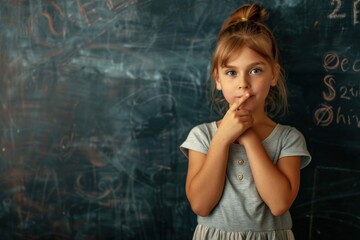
[222,3,268,29]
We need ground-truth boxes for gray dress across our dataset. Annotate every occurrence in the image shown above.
[180,122,311,240]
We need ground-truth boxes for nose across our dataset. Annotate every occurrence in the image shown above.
[238,75,250,89]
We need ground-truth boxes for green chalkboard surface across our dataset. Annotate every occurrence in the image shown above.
[0,0,359,239]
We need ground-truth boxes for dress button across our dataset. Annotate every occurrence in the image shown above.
[237,174,244,180]
[237,159,244,165]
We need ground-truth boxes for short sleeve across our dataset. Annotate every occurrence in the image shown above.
[280,127,312,169]
[179,124,212,158]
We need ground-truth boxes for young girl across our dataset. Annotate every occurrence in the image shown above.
[180,3,311,240]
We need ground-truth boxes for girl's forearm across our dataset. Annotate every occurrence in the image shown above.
[187,135,230,216]
[242,129,298,216]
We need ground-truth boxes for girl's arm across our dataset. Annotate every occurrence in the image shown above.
[185,137,230,217]
[186,95,252,217]
[240,129,301,216]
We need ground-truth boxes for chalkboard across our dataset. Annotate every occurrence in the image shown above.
[0,0,359,239]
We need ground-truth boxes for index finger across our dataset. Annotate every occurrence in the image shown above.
[229,92,250,111]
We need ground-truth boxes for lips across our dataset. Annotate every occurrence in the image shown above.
[236,94,253,99]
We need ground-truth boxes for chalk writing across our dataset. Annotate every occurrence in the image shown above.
[314,104,334,126]
[77,0,100,26]
[29,0,138,48]
[1,0,195,239]
[328,0,360,25]
[339,85,360,100]
[314,104,360,127]
[314,51,360,128]
[1,1,359,239]
[328,0,347,20]
[29,0,66,47]
[323,75,360,101]
[323,51,360,73]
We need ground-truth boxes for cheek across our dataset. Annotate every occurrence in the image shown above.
[259,84,272,100]
[220,85,235,103]
[256,78,272,92]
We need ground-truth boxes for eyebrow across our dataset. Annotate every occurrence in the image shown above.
[222,61,266,69]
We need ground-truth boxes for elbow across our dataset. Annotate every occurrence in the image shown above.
[189,201,213,217]
[186,189,215,217]
[268,201,291,217]
[270,206,288,217]
[187,194,214,217]
[266,191,296,217]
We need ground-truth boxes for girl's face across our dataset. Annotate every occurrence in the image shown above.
[214,46,277,115]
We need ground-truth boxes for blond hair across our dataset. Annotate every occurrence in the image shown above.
[210,3,287,117]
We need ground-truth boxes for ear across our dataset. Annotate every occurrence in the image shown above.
[213,70,222,90]
[271,64,280,87]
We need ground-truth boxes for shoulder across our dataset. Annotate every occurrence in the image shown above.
[274,124,308,151]
[275,124,312,169]
[273,124,305,141]
[189,122,216,137]
[180,121,216,157]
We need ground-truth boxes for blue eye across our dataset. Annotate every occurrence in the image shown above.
[226,70,237,76]
[250,68,262,74]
